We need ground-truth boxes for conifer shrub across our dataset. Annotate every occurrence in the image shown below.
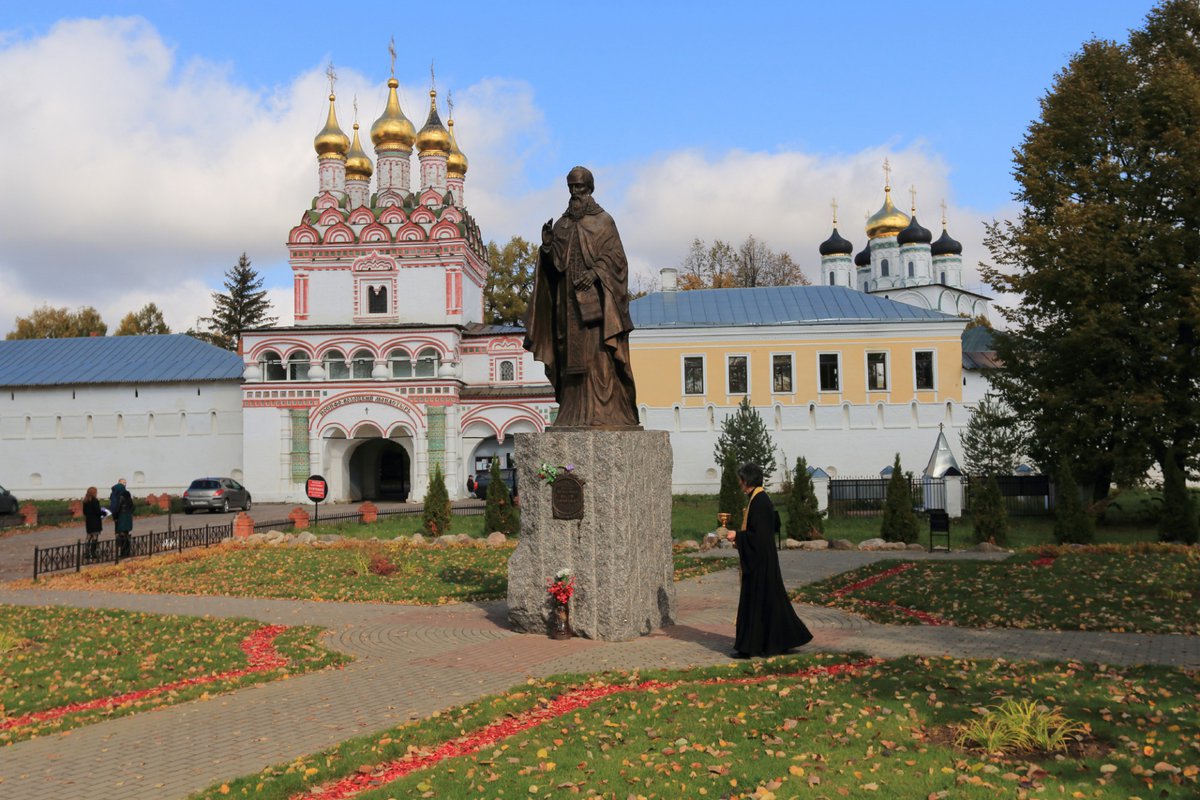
[881,453,919,543]
[785,456,824,540]
[1158,452,1199,545]
[1053,459,1093,544]
[422,463,452,535]
[718,456,746,528]
[483,457,519,536]
[971,474,1010,545]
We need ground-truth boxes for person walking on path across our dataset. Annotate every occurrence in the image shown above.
[113,486,134,558]
[82,486,104,560]
[727,461,813,658]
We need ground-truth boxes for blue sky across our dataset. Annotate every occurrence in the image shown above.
[0,1,1157,332]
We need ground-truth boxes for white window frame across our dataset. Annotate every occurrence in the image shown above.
[681,354,706,396]
[817,351,841,393]
[866,350,890,392]
[770,352,795,395]
[913,349,936,391]
[725,353,750,396]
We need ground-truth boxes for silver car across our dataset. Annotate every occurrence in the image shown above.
[182,477,251,514]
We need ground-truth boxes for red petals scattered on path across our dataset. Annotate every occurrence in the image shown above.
[0,624,289,732]
[296,658,879,800]
[830,562,949,625]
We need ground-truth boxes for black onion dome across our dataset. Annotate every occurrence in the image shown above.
[819,227,854,256]
[854,243,871,267]
[897,214,932,245]
[931,227,963,256]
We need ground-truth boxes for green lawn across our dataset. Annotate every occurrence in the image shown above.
[792,544,1199,634]
[27,542,734,604]
[0,604,346,744]
[189,653,1200,799]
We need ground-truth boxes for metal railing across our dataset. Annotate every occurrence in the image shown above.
[827,476,945,518]
[31,499,494,579]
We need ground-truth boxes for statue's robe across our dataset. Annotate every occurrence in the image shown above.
[524,201,639,428]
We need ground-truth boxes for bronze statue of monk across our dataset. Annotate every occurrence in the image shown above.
[524,166,640,428]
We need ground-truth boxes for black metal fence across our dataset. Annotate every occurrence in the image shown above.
[964,474,1054,516]
[31,500,490,579]
[827,476,945,517]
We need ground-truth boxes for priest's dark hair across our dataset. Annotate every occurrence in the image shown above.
[737,462,764,488]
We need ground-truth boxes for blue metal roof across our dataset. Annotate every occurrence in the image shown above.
[631,286,958,328]
[0,334,244,387]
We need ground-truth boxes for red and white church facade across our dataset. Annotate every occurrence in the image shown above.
[239,78,552,503]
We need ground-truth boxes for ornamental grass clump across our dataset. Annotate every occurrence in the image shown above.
[953,698,1088,756]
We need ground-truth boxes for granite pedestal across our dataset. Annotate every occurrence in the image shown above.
[507,429,676,641]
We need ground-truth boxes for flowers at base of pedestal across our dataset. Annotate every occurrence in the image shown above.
[547,568,575,604]
[536,463,575,485]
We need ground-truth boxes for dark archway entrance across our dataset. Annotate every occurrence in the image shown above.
[348,438,410,501]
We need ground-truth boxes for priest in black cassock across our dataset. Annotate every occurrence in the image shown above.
[726,462,814,658]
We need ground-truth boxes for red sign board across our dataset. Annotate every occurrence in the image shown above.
[306,475,327,503]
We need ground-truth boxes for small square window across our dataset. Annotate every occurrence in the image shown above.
[867,352,888,391]
[683,356,705,395]
[727,355,747,395]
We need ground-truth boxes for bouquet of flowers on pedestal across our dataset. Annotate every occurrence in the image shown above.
[547,568,575,605]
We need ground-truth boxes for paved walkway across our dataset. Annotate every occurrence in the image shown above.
[0,550,1195,800]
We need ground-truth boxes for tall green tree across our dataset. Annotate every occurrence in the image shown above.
[114,303,171,336]
[970,475,1010,546]
[422,464,452,535]
[1158,448,1199,544]
[483,457,519,537]
[961,395,1030,475]
[196,253,276,350]
[484,236,536,326]
[713,397,777,484]
[880,454,918,543]
[784,456,824,540]
[982,0,1200,500]
[7,304,106,339]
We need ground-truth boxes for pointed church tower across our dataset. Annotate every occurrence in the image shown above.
[313,80,350,199]
[818,199,855,288]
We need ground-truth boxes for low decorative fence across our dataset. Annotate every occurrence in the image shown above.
[827,476,945,518]
[31,500,489,579]
[964,474,1054,516]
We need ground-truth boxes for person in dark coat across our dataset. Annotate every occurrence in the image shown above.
[109,478,127,515]
[113,487,134,557]
[726,462,813,658]
[82,486,103,560]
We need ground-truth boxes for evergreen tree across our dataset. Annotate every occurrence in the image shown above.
[880,454,918,543]
[962,394,1029,476]
[982,1,1200,500]
[7,304,106,339]
[196,253,276,350]
[713,397,777,484]
[970,475,1010,545]
[1053,459,1094,544]
[114,303,171,336]
[483,236,537,326]
[718,456,745,528]
[483,457,519,537]
[422,463,452,535]
[1158,449,1199,544]
[785,456,824,540]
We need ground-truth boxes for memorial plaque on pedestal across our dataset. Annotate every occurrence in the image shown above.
[551,475,584,520]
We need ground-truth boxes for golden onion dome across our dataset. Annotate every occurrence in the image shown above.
[415,90,451,154]
[865,187,910,239]
[370,78,416,151]
[314,94,350,159]
[345,123,374,180]
[446,117,468,177]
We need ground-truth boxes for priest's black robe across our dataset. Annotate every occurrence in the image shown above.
[734,489,813,657]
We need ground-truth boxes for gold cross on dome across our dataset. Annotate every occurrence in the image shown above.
[388,36,396,77]
[909,185,917,214]
[326,62,337,94]
[940,198,948,226]
[830,198,838,225]
[430,59,436,91]
[353,94,358,123]
[447,90,454,119]
[883,157,892,190]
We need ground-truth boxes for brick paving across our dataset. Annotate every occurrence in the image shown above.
[0,549,1196,800]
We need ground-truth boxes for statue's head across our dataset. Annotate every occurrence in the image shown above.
[566,165,594,195]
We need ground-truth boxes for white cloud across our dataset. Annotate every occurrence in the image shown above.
[0,16,1015,337]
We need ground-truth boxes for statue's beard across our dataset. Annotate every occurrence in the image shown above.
[567,195,588,218]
